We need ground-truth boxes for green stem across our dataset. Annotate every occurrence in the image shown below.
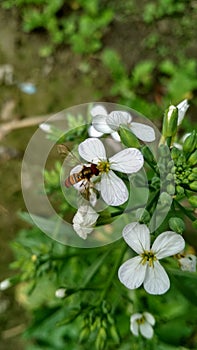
[174,199,196,221]
[98,241,127,303]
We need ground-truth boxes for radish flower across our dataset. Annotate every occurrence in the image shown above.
[89,105,120,141]
[78,138,144,206]
[118,222,185,295]
[92,110,155,142]
[130,312,155,339]
[72,205,99,239]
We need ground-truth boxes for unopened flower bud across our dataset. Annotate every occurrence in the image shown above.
[189,181,197,191]
[55,288,66,299]
[188,149,197,166]
[167,184,175,195]
[183,130,197,154]
[119,126,140,148]
[0,279,11,291]
[188,172,197,182]
[159,192,172,206]
[136,208,150,224]
[162,105,178,137]
[169,217,185,234]
[171,147,181,160]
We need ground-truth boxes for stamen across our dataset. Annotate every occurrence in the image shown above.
[97,160,110,173]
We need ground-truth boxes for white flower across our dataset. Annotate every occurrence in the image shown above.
[179,254,196,272]
[92,109,155,142]
[0,279,11,291]
[72,205,99,239]
[118,222,185,295]
[55,288,66,298]
[89,105,120,141]
[39,123,52,133]
[78,138,144,206]
[177,99,189,125]
[130,312,155,339]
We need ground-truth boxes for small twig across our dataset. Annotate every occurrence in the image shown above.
[2,323,26,339]
[0,114,52,140]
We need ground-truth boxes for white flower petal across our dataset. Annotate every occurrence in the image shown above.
[152,231,185,259]
[72,205,99,239]
[88,125,103,138]
[92,115,113,133]
[109,148,144,173]
[106,111,132,130]
[140,322,154,339]
[122,222,150,254]
[143,312,155,326]
[130,319,139,336]
[130,122,155,142]
[118,256,147,290]
[90,105,108,117]
[143,261,170,295]
[78,138,106,163]
[100,170,128,206]
[111,131,121,142]
[39,123,52,133]
[130,313,142,323]
[177,99,189,125]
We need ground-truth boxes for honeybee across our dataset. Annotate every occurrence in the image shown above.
[58,144,99,188]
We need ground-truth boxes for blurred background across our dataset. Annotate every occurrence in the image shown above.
[0,0,197,349]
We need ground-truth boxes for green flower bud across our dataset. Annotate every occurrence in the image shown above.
[141,145,156,165]
[192,167,197,173]
[158,144,171,158]
[188,172,197,181]
[189,181,197,191]
[176,185,185,195]
[176,186,185,195]
[188,195,197,207]
[169,217,185,234]
[162,105,178,137]
[136,208,150,224]
[159,192,172,206]
[166,173,174,181]
[171,147,181,160]
[119,126,140,148]
[188,149,197,166]
[167,184,175,195]
[183,131,197,154]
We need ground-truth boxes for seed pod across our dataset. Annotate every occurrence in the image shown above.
[188,149,197,166]
[169,217,185,234]
[162,105,178,137]
[188,195,197,208]
[183,130,197,154]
